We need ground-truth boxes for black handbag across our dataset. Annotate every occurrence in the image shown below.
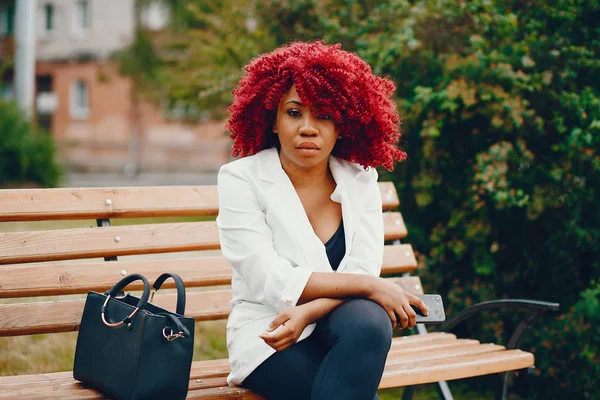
[73,273,195,400]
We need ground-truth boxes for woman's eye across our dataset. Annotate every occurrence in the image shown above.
[287,109,301,117]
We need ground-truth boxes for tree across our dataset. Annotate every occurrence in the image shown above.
[0,100,61,188]
[118,0,276,119]
[121,1,600,397]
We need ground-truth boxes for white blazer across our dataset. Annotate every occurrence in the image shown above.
[216,147,384,386]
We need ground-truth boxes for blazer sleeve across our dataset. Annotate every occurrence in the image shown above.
[343,168,384,277]
[216,164,313,313]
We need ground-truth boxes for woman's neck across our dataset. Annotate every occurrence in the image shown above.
[280,156,333,190]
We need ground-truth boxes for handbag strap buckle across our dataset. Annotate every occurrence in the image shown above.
[162,327,185,342]
[101,295,141,328]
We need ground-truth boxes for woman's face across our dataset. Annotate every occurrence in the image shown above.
[274,86,339,170]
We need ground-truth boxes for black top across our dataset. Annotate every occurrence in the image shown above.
[324,219,346,271]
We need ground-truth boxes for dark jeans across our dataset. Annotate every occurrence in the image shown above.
[241,299,392,400]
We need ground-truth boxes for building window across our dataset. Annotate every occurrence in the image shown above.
[72,0,89,37]
[0,5,15,37]
[45,4,54,31]
[40,3,55,37]
[70,80,89,119]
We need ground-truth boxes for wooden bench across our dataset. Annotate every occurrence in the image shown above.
[0,183,559,399]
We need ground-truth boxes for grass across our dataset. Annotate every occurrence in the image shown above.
[0,321,229,377]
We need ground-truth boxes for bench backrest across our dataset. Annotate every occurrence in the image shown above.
[0,183,422,338]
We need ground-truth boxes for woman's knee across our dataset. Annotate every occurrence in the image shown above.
[334,299,392,349]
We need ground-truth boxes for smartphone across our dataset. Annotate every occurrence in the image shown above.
[411,294,446,324]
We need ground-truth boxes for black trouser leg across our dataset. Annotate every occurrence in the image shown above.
[241,299,392,400]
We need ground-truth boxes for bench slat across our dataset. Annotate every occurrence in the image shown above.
[0,214,407,265]
[0,345,532,399]
[0,277,423,336]
[388,338,480,357]
[0,290,232,336]
[380,349,533,388]
[0,244,417,298]
[0,333,457,387]
[0,186,219,222]
[0,222,217,265]
[0,183,400,222]
[0,335,473,388]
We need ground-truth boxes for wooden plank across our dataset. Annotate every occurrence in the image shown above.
[0,347,532,399]
[0,186,219,222]
[0,258,232,298]
[0,290,232,336]
[0,339,530,400]
[380,349,534,388]
[0,277,422,336]
[378,181,400,210]
[381,244,417,275]
[388,343,501,365]
[0,244,417,298]
[188,345,519,398]
[189,386,263,400]
[388,276,424,295]
[0,371,74,386]
[388,339,480,358]
[0,335,460,387]
[0,339,492,388]
[0,213,407,265]
[383,212,407,240]
[0,183,399,222]
[0,222,219,265]
[0,340,479,390]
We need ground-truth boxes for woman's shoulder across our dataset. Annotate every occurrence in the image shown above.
[331,156,378,182]
[218,148,277,176]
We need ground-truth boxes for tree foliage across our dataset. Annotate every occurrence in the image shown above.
[0,100,61,188]
[119,0,276,118]
[125,1,599,397]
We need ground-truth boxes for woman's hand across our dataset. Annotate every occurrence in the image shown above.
[366,277,428,330]
[259,304,313,352]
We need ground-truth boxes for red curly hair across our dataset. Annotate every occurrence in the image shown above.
[226,41,406,170]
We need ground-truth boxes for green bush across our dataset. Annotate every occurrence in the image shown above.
[0,100,61,187]
[522,282,600,399]
[260,1,600,398]
[126,0,599,397]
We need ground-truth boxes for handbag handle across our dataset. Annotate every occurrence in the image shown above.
[151,273,186,315]
[101,274,151,328]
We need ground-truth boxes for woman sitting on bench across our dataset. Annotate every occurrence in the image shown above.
[217,41,428,400]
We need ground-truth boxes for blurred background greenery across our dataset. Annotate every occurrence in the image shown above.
[112,1,600,396]
[1,0,598,399]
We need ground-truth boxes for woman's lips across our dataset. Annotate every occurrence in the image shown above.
[297,142,319,149]
[296,142,320,156]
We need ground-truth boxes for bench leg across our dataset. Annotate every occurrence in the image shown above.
[398,268,458,400]
[436,381,455,400]
[401,324,455,400]
[494,313,541,400]
[495,366,535,400]
[495,371,509,400]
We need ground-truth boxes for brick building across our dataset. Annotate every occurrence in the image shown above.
[0,0,230,175]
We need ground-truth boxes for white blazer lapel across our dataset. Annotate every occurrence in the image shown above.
[329,156,370,273]
[257,149,331,273]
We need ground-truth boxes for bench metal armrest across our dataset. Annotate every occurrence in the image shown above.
[439,299,560,350]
